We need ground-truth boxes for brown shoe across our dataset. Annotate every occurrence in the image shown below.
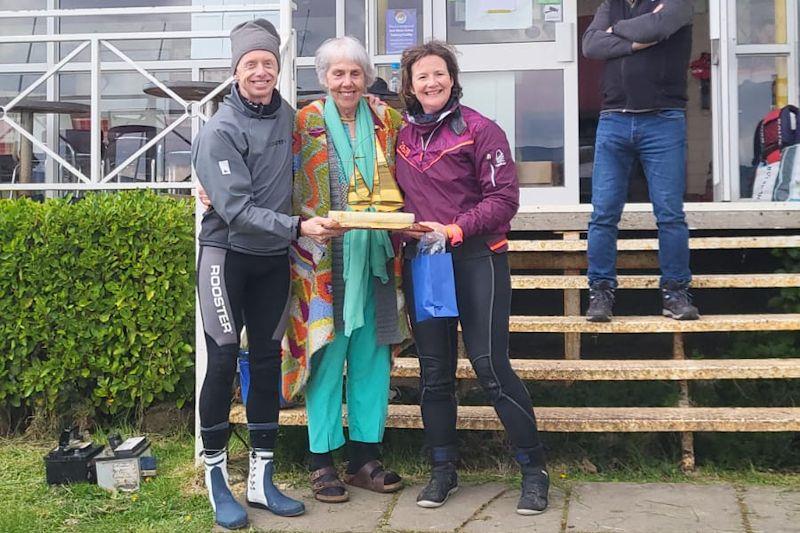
[343,460,403,493]
[310,466,349,503]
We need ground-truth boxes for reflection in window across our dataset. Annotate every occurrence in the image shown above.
[297,68,325,108]
[59,0,192,62]
[736,0,787,45]
[345,0,366,44]
[58,70,192,183]
[0,15,47,64]
[461,70,564,188]
[1,73,46,183]
[447,0,558,45]
[737,55,788,198]
[294,0,336,57]
[377,0,423,55]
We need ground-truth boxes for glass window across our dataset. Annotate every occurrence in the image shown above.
[736,55,788,198]
[58,0,192,62]
[56,1,292,62]
[461,70,564,188]
[345,0,366,43]
[447,0,559,44]
[0,74,46,100]
[297,67,325,108]
[294,0,336,58]
[377,0,423,55]
[58,70,192,183]
[0,14,47,65]
[737,0,787,44]
[373,64,404,110]
[1,73,46,179]
[201,69,232,84]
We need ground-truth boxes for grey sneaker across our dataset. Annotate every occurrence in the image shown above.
[661,281,700,320]
[587,281,615,322]
[517,467,549,515]
[416,463,458,508]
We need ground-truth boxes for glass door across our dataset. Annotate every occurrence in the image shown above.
[712,0,798,201]
[433,0,579,205]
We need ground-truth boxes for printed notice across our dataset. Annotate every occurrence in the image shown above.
[543,4,562,22]
[386,9,417,54]
[465,0,533,31]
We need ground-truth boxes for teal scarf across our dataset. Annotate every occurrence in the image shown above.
[324,97,376,190]
[341,211,395,337]
[323,97,393,337]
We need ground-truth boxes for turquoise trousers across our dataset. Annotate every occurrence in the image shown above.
[305,283,391,453]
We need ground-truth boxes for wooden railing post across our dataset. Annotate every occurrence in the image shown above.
[562,232,582,360]
[674,332,695,472]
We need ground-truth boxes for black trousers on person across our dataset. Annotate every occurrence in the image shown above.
[403,248,544,466]
[197,246,289,451]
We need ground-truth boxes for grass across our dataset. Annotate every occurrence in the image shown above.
[0,433,211,533]
[0,427,798,532]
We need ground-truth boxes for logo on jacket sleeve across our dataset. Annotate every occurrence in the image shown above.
[494,149,507,167]
[398,142,411,158]
[218,160,231,175]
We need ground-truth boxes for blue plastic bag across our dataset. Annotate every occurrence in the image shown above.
[238,351,292,408]
[411,233,459,322]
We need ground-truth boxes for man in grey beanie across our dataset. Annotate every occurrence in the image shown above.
[230,18,282,104]
[193,17,341,530]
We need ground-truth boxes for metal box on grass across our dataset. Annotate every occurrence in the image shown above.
[95,436,154,492]
[44,428,104,485]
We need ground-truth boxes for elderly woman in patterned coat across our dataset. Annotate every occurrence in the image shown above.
[284,35,410,504]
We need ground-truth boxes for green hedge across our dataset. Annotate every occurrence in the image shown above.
[0,191,195,419]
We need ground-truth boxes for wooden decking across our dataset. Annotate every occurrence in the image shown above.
[507,314,800,333]
[512,273,800,289]
[389,357,800,381]
[231,404,800,433]
[509,235,800,252]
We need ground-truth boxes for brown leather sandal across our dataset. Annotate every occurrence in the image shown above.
[343,460,404,493]
[310,466,349,503]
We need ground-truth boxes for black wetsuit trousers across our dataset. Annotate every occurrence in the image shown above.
[403,251,542,458]
[197,246,288,451]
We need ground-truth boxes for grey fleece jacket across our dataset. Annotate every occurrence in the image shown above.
[193,86,298,256]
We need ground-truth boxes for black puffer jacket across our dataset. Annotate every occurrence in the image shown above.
[582,0,693,111]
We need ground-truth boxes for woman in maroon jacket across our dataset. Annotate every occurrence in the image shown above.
[395,41,549,515]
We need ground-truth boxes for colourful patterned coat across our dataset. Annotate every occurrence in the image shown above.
[282,98,410,400]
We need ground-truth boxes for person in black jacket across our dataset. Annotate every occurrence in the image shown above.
[582,0,699,322]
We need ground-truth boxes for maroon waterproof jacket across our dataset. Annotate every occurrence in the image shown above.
[395,104,519,252]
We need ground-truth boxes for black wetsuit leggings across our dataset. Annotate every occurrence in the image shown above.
[197,246,289,451]
[403,251,542,462]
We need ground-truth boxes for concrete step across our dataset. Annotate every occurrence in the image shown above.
[230,404,800,432]
[389,357,800,381]
[511,273,800,290]
[508,235,800,253]
[506,314,800,333]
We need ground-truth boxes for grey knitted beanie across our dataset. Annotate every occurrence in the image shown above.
[230,19,281,73]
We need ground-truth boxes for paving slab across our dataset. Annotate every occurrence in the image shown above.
[567,482,743,533]
[462,485,566,533]
[213,485,394,533]
[742,486,800,533]
[387,483,507,532]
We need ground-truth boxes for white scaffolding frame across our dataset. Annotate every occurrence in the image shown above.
[0,2,296,192]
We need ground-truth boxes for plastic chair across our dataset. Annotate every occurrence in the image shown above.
[103,125,157,182]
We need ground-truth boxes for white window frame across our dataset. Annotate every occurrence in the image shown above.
[712,0,799,201]
[431,0,579,205]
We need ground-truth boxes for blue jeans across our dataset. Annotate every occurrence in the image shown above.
[587,110,691,287]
